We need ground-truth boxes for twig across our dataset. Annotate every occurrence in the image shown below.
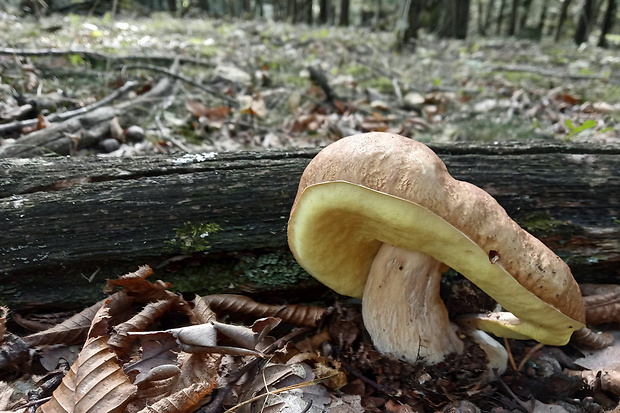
[490,64,620,84]
[0,47,216,67]
[517,342,544,371]
[120,63,238,106]
[200,327,310,413]
[504,338,517,371]
[0,80,137,135]
[223,372,337,412]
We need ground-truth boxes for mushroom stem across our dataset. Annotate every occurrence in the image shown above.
[362,243,464,364]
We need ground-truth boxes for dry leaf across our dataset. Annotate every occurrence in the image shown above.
[238,94,268,117]
[572,327,614,349]
[135,380,216,413]
[580,284,620,325]
[0,306,7,344]
[40,304,137,413]
[566,369,620,395]
[574,330,620,370]
[110,117,125,142]
[104,266,174,303]
[124,334,179,384]
[24,291,133,347]
[185,99,209,117]
[204,294,326,327]
[108,298,178,354]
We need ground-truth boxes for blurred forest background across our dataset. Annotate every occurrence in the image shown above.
[11,0,620,49]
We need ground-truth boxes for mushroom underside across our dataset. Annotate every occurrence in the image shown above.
[288,181,584,346]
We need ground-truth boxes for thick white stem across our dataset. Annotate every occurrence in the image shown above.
[362,244,464,364]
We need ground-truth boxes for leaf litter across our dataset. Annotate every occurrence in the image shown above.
[1,16,619,157]
[1,15,620,413]
[1,267,619,412]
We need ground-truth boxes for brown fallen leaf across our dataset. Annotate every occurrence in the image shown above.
[24,291,133,347]
[109,117,125,142]
[204,294,327,328]
[109,297,180,354]
[566,369,620,396]
[40,302,137,413]
[580,283,620,325]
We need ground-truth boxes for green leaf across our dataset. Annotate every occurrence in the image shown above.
[565,119,596,138]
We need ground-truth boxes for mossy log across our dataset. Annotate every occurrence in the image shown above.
[1,141,619,309]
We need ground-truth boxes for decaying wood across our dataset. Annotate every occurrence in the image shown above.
[1,141,619,308]
[0,61,177,158]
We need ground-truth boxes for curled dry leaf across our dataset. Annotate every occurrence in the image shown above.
[108,298,178,354]
[572,328,614,349]
[109,116,125,142]
[190,295,217,325]
[566,369,620,395]
[40,304,137,413]
[0,306,7,344]
[104,265,174,303]
[124,334,179,384]
[135,380,217,413]
[580,284,620,325]
[204,294,327,328]
[24,291,133,347]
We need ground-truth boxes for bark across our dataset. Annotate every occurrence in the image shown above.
[508,0,518,35]
[339,0,349,26]
[484,0,495,34]
[555,0,572,41]
[1,142,619,309]
[497,0,506,33]
[318,0,329,23]
[575,0,594,44]
[598,0,616,47]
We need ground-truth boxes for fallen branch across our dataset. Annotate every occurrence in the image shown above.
[490,64,620,84]
[0,47,216,68]
[120,63,238,106]
[0,80,137,136]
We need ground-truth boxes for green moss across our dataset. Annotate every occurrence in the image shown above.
[235,251,310,287]
[517,213,574,236]
[343,64,370,77]
[359,76,394,94]
[167,222,221,253]
[500,71,546,88]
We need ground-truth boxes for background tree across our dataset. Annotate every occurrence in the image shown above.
[597,0,616,46]
[339,0,350,26]
[575,0,595,43]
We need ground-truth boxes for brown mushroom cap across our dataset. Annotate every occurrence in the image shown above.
[288,132,586,346]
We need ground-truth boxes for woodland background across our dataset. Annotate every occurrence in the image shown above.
[1,0,620,412]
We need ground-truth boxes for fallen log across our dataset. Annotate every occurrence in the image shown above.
[1,141,619,309]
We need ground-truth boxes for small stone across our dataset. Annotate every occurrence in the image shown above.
[125,125,145,142]
[99,138,120,153]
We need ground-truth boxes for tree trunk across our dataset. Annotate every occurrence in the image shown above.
[537,0,549,34]
[518,0,533,32]
[484,0,495,34]
[555,0,571,41]
[339,0,349,26]
[2,142,619,309]
[319,0,329,23]
[575,0,594,43]
[508,0,518,35]
[438,0,470,38]
[497,0,506,33]
[478,0,486,35]
[597,0,616,47]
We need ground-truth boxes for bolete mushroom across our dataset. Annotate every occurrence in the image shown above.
[287,132,585,367]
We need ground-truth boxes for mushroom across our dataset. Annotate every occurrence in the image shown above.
[287,132,585,368]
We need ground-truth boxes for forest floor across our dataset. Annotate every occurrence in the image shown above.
[0,12,619,413]
[1,12,619,155]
